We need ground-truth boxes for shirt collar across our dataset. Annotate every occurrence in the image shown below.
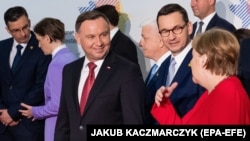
[52,44,66,58]
[110,27,119,39]
[198,12,216,29]
[155,51,171,67]
[83,57,104,71]
[171,41,192,68]
[13,33,32,49]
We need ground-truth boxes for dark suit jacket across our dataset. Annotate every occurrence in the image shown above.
[111,30,138,64]
[144,57,169,124]
[191,14,236,39]
[0,32,51,138]
[54,51,145,141]
[169,49,205,117]
[238,38,250,97]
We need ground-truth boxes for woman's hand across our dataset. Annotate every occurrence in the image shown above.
[155,82,178,106]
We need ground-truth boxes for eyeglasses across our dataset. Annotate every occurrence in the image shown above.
[8,24,30,34]
[159,23,187,37]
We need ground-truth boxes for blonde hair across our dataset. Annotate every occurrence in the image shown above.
[192,28,239,76]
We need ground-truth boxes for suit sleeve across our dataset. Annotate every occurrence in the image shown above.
[151,99,181,124]
[8,53,51,121]
[120,64,145,124]
[54,65,70,141]
[32,63,63,119]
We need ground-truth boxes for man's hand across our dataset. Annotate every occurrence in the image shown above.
[9,120,20,126]
[0,109,14,126]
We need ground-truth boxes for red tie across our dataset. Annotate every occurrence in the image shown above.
[80,62,97,115]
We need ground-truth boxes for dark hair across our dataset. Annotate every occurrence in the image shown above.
[34,17,65,42]
[94,4,119,26]
[75,10,109,32]
[4,6,29,26]
[157,4,189,26]
[233,28,250,43]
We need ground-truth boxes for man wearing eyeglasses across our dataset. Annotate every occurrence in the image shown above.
[0,6,51,141]
[151,4,205,120]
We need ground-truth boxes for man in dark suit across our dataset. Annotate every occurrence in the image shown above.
[54,10,145,141]
[139,19,170,124]
[190,0,236,39]
[156,4,205,117]
[238,38,250,97]
[0,6,51,141]
[94,4,138,64]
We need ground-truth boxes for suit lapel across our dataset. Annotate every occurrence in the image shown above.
[192,14,218,39]
[12,44,34,74]
[71,58,85,116]
[12,32,38,74]
[82,52,117,115]
[2,39,13,76]
[206,14,218,30]
[110,30,121,50]
[145,65,155,85]
[191,23,198,39]
[172,49,192,83]
[146,56,171,88]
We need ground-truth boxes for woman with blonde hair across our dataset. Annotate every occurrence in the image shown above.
[152,28,250,124]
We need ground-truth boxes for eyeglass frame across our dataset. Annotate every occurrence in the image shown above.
[159,23,187,37]
[8,23,30,34]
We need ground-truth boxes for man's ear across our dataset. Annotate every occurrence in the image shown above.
[209,0,216,6]
[6,26,11,34]
[187,21,193,35]
[74,32,80,44]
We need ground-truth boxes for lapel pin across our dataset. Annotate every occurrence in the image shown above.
[107,66,111,69]
[30,46,33,49]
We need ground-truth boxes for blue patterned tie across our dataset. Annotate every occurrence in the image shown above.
[147,64,158,85]
[12,45,23,72]
[166,57,176,86]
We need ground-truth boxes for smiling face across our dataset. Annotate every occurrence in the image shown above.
[158,11,192,56]
[75,17,110,62]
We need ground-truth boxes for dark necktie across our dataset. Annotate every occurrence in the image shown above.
[166,57,176,87]
[196,21,204,35]
[12,44,23,72]
[80,62,97,115]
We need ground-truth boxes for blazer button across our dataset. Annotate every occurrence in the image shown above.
[79,125,83,130]
[9,85,13,89]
